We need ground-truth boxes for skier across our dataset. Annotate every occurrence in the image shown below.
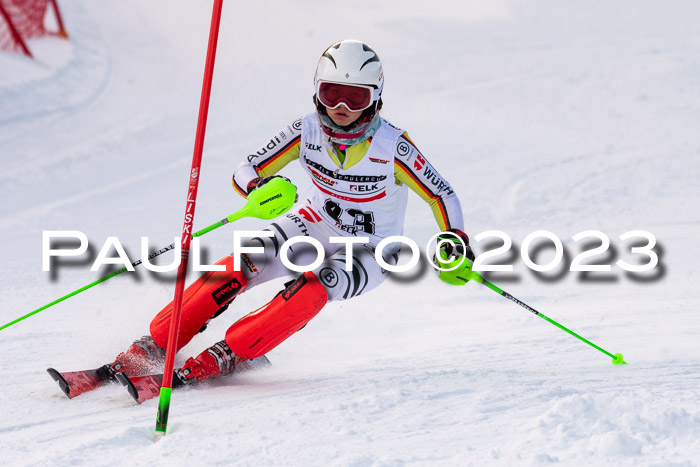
[74,40,476,393]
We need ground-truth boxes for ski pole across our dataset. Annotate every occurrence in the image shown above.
[0,243,173,332]
[468,271,626,365]
[155,0,223,441]
[0,178,297,333]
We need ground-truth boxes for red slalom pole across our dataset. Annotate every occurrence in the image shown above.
[155,0,224,440]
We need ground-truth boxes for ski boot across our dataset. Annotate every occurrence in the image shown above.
[111,335,166,377]
[176,340,243,384]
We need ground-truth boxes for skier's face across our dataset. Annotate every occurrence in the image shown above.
[326,104,363,127]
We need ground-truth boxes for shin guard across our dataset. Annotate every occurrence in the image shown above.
[150,256,246,350]
[225,271,328,359]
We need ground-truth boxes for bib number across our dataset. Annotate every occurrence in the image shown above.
[324,200,376,235]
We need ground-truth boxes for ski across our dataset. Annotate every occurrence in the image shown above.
[116,355,272,404]
[47,365,115,399]
[115,372,170,404]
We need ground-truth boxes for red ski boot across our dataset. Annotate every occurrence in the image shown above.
[111,335,166,376]
[176,340,243,384]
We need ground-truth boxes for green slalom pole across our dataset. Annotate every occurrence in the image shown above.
[0,243,175,332]
[468,271,626,365]
[0,177,297,333]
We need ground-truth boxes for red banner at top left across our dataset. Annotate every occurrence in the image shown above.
[0,0,68,58]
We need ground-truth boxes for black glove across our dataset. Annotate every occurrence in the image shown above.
[436,228,475,263]
[247,175,298,202]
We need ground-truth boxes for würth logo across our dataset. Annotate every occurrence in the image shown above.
[414,154,425,171]
[211,278,242,306]
[299,207,321,223]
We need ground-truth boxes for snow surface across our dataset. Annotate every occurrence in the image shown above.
[1,0,700,465]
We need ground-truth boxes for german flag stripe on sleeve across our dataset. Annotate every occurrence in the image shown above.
[232,166,262,199]
[233,178,248,197]
[257,135,302,176]
[394,158,451,230]
[401,133,419,150]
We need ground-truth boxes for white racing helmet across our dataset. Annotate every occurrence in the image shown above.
[313,40,384,143]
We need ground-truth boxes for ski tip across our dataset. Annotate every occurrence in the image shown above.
[47,368,72,399]
[612,353,627,365]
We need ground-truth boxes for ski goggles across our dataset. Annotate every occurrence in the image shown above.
[316,81,378,112]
